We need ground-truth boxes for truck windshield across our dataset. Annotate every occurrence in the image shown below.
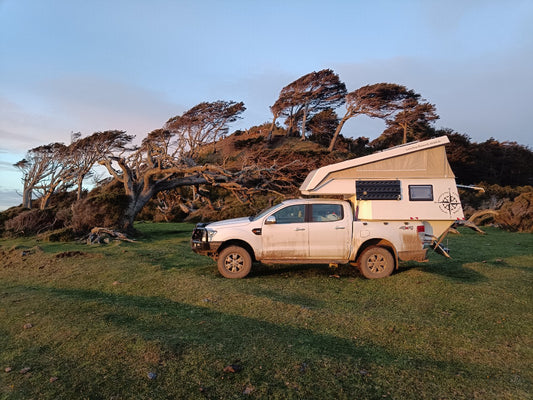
[249,203,285,221]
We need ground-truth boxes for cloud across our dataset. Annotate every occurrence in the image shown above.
[333,47,533,147]
[0,160,16,171]
[210,68,299,129]
[0,187,21,211]
[0,76,187,156]
[0,96,64,152]
[35,75,185,136]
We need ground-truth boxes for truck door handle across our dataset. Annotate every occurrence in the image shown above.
[335,226,346,230]
[294,227,306,231]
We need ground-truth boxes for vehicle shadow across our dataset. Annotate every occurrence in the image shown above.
[400,261,488,283]
[250,262,361,279]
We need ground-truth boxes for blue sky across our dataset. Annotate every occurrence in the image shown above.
[1,0,532,209]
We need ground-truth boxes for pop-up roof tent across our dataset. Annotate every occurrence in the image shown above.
[300,136,464,235]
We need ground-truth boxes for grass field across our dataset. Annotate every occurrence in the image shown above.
[0,224,531,399]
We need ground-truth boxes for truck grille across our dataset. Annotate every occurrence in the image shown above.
[191,223,207,242]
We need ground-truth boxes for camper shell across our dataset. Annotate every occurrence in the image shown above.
[300,136,464,241]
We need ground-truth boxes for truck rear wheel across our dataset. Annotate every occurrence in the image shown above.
[217,246,252,279]
[358,246,395,279]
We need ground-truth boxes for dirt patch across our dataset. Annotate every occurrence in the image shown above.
[55,251,86,259]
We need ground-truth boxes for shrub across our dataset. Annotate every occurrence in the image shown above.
[495,192,533,232]
[4,209,59,236]
[71,182,128,233]
[234,136,265,149]
[460,184,532,214]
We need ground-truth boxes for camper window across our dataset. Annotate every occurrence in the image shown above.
[409,185,433,201]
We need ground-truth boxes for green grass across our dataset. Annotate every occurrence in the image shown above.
[0,224,531,399]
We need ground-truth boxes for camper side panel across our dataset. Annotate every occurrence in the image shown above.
[353,178,464,222]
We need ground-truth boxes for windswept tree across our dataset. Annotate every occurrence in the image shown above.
[14,143,73,209]
[383,98,439,144]
[33,143,74,210]
[327,83,418,152]
[69,130,134,200]
[165,100,245,155]
[307,108,340,147]
[269,69,346,141]
[100,101,249,232]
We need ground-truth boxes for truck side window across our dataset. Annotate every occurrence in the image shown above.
[409,185,433,201]
[272,205,305,224]
[311,204,343,222]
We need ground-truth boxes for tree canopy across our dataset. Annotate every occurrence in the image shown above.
[165,100,245,156]
[270,69,346,141]
[327,83,420,152]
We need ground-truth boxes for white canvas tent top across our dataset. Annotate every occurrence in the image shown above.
[300,136,454,195]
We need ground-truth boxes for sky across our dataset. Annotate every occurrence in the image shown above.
[1,0,532,210]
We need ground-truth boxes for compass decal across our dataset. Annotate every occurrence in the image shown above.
[437,189,461,216]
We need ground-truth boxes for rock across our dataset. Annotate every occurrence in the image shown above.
[223,364,242,373]
[20,367,31,374]
[299,362,308,373]
[4,367,12,373]
[147,372,157,380]
[49,376,58,383]
[23,323,33,329]
[243,384,254,395]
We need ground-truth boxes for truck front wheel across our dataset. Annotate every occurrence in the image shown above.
[217,246,252,279]
[358,246,395,279]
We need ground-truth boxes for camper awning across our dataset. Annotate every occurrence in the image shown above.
[300,136,454,195]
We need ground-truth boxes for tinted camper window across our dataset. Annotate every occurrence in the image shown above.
[409,185,433,201]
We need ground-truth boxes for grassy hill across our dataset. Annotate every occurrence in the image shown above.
[1,223,532,399]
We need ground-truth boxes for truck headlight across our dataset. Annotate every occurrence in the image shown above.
[205,229,217,241]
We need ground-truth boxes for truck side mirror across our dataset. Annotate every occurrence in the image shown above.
[265,215,277,225]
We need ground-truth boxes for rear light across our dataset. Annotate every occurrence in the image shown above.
[417,225,425,233]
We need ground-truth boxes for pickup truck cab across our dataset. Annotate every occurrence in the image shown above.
[191,198,428,279]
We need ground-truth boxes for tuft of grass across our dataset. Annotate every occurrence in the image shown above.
[0,224,531,399]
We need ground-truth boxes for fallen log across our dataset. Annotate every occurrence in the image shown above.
[87,227,136,244]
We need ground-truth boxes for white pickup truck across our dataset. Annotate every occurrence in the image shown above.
[191,136,463,279]
[191,198,429,279]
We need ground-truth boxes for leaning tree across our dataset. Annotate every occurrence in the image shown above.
[99,101,249,232]
[268,69,346,141]
[14,143,73,209]
[327,83,419,152]
[165,100,245,156]
[69,130,134,200]
[383,98,439,145]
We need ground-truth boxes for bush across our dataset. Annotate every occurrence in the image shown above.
[495,192,533,232]
[71,182,128,233]
[460,184,532,215]
[234,136,265,149]
[4,209,59,236]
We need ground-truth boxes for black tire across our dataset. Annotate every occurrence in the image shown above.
[358,246,395,279]
[217,246,252,279]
